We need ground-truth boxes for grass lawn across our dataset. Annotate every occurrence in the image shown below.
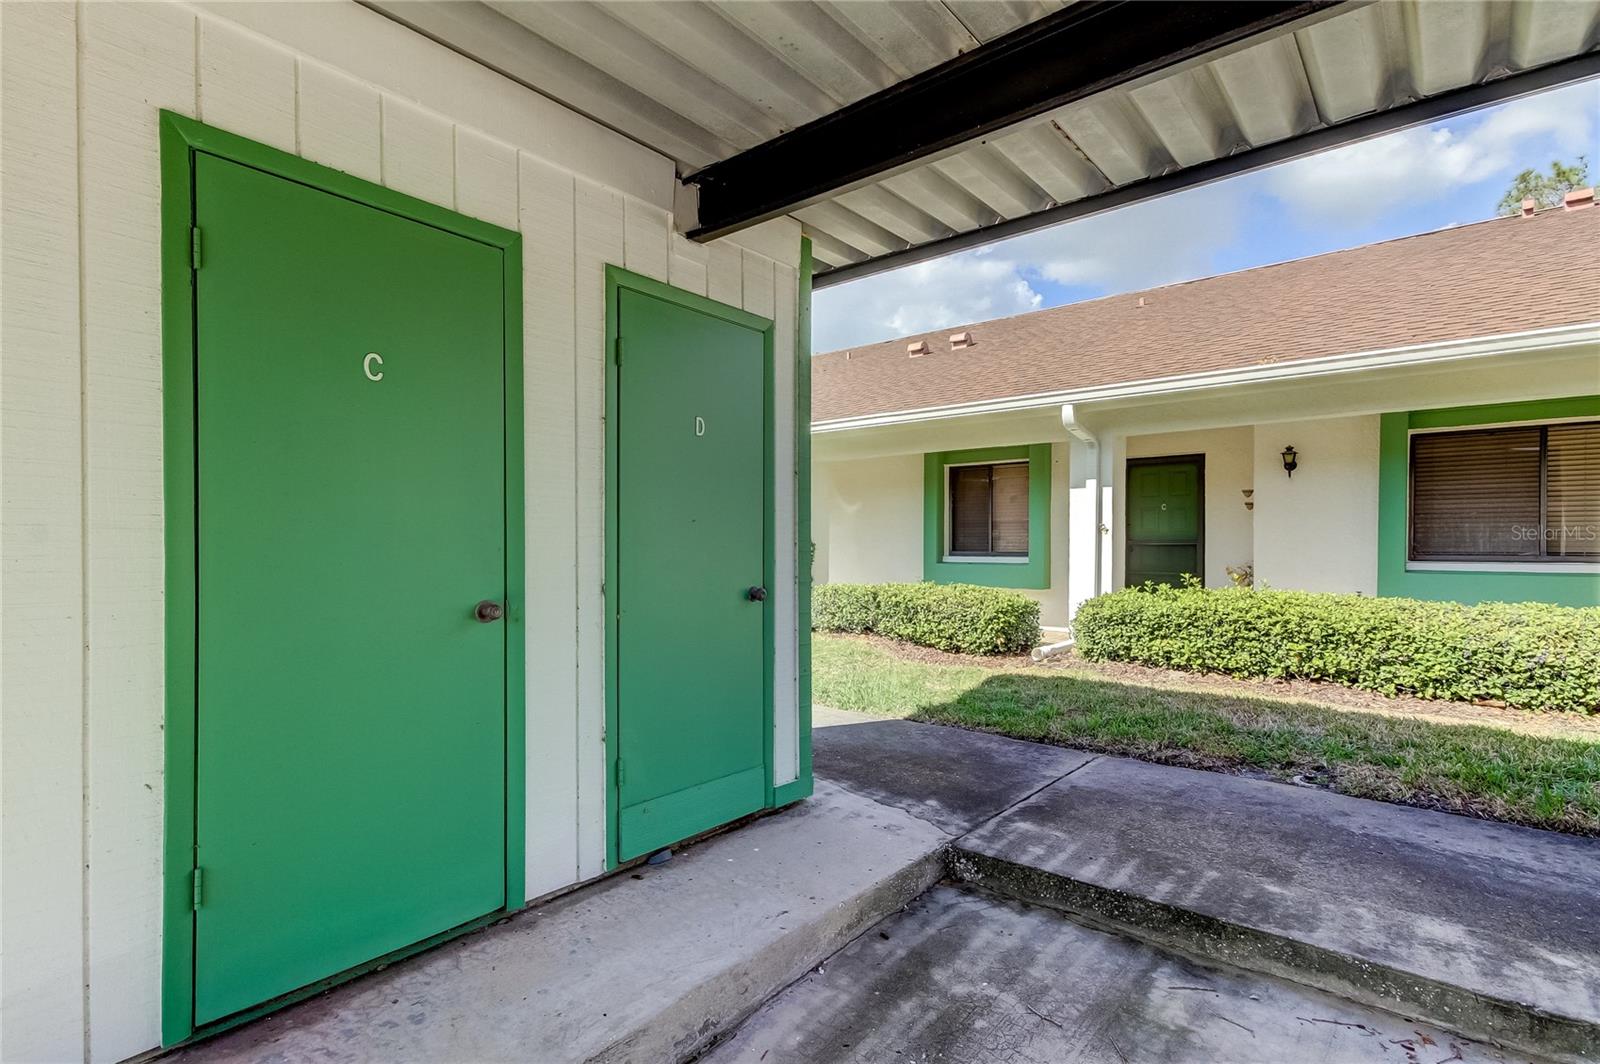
[813,633,1600,835]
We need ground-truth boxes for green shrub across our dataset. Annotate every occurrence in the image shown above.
[1073,584,1600,713]
[813,582,1041,655]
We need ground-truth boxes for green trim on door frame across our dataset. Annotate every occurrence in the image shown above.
[774,238,814,807]
[603,266,777,870]
[1377,395,1600,606]
[922,444,1052,589]
[159,110,525,1046]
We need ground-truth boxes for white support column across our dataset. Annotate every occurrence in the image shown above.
[1101,433,1124,594]
[1062,403,1116,618]
[1066,437,1101,617]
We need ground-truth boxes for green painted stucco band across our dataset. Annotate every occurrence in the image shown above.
[159,110,526,1045]
[923,444,1052,589]
[1377,395,1600,607]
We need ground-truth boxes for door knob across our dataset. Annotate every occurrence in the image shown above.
[475,599,505,623]
[746,586,767,602]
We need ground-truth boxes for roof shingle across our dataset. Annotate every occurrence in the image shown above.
[812,207,1600,423]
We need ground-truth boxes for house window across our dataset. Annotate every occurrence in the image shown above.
[948,461,1029,558]
[1410,421,1599,560]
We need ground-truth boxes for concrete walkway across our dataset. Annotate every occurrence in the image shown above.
[168,707,1597,1063]
[707,884,1529,1064]
[953,754,1600,1058]
[168,779,948,1064]
[812,707,1599,1063]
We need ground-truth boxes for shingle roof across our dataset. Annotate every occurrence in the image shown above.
[812,205,1600,423]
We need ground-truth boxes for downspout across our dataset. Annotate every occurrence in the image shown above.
[1060,403,1103,616]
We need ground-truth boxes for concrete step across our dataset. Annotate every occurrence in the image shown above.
[167,779,946,1064]
[706,883,1538,1064]
[947,756,1600,1064]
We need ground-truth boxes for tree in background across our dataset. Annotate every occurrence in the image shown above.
[1497,158,1590,215]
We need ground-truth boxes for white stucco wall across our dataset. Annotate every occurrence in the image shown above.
[813,454,925,585]
[0,4,803,1060]
[1122,427,1255,589]
[1252,416,1380,595]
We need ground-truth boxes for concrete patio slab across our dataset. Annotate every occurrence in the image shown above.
[951,755,1600,1062]
[168,779,946,1064]
[706,884,1535,1064]
[814,707,1094,836]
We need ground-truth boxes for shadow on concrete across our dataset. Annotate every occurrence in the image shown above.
[812,715,1093,837]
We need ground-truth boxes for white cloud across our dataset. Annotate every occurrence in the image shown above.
[1263,81,1599,224]
[813,254,1041,353]
[814,181,1245,351]
[813,82,1599,353]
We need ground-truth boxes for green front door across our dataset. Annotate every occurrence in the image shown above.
[1126,458,1204,587]
[192,153,508,1023]
[612,281,769,862]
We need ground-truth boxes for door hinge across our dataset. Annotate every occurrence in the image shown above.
[613,337,623,366]
[615,758,625,786]
[191,226,203,270]
[192,867,204,910]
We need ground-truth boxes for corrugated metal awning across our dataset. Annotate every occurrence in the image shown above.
[367,1,1600,282]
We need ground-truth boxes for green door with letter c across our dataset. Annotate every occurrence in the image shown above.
[191,152,509,1024]
[1126,457,1204,588]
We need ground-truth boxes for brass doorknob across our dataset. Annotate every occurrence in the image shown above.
[475,600,505,623]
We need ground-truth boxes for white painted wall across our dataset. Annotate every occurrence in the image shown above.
[1253,416,1380,595]
[0,4,803,1060]
[812,443,1075,627]
[1122,427,1255,589]
[814,455,924,585]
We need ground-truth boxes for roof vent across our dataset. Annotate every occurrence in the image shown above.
[1564,187,1595,210]
[907,340,929,357]
[1137,296,1149,308]
[1521,197,1538,217]
[948,331,974,349]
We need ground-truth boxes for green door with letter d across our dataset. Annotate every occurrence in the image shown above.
[608,271,772,863]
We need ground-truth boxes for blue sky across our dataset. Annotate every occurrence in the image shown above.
[813,80,1599,354]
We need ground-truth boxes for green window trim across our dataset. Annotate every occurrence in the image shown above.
[1378,396,1600,607]
[923,444,1051,589]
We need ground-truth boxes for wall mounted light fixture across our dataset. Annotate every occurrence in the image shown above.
[1280,445,1299,477]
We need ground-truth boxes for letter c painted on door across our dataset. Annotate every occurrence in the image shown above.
[364,352,384,382]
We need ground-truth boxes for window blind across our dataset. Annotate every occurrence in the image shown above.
[1410,421,1599,560]
[950,466,994,554]
[1548,422,1600,557]
[948,461,1029,556]
[991,463,1029,554]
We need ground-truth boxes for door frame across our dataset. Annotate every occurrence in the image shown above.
[159,111,525,1045]
[603,266,776,870]
[1124,453,1206,587]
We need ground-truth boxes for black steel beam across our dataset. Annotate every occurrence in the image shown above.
[685,0,1340,241]
[812,51,1600,288]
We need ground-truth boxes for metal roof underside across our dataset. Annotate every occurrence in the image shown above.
[369,1,1600,282]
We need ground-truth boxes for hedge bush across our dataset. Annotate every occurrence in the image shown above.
[814,582,1041,656]
[1073,583,1600,713]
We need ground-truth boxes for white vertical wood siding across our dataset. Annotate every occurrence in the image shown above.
[0,3,804,1060]
[1,5,86,1063]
